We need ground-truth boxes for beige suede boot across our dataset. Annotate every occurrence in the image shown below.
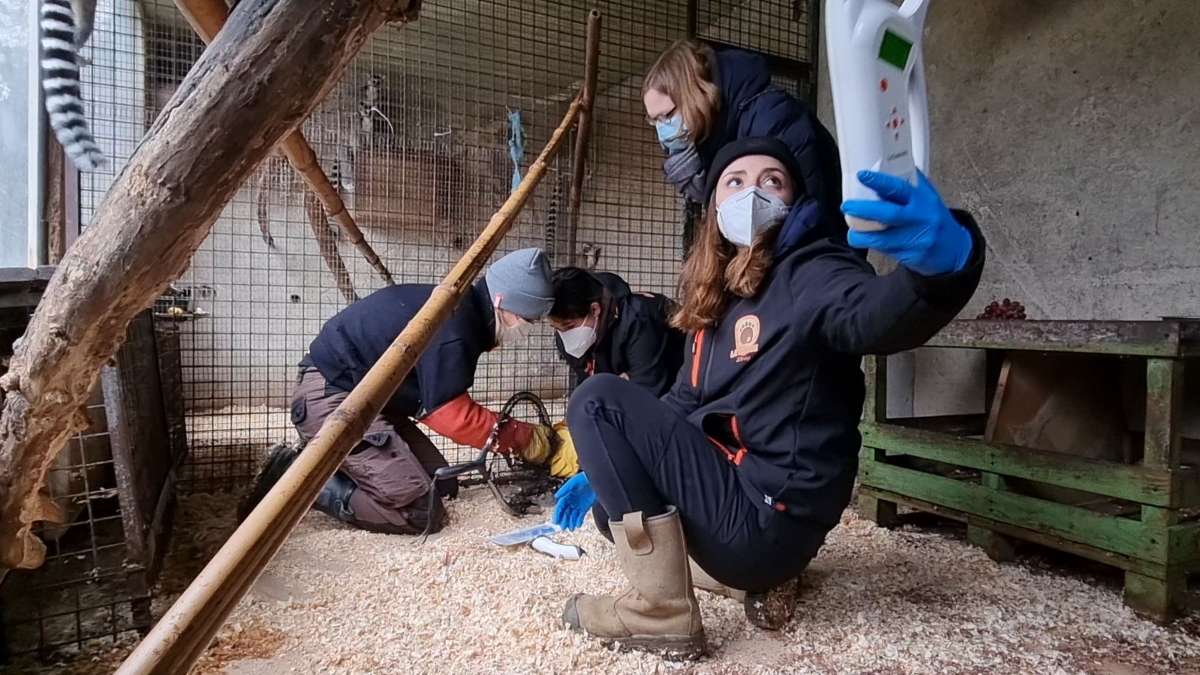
[563,507,705,660]
[688,558,747,601]
[689,558,799,630]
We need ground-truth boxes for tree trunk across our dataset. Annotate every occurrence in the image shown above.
[0,0,419,570]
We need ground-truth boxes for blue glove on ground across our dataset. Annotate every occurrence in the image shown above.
[841,170,973,276]
[553,472,596,531]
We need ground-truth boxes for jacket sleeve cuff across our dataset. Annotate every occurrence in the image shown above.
[905,209,987,299]
[420,392,497,449]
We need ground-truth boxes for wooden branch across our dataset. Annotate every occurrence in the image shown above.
[565,10,601,266]
[0,0,417,571]
[254,157,276,249]
[305,191,358,303]
[114,94,583,675]
[44,132,67,264]
[176,0,396,287]
[281,135,394,285]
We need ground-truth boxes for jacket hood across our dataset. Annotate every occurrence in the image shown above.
[774,194,828,256]
[714,49,773,122]
[593,271,632,301]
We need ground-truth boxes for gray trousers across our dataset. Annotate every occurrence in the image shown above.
[292,367,451,534]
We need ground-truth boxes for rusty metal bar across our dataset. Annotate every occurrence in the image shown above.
[565,9,601,266]
[175,0,395,286]
[113,95,584,675]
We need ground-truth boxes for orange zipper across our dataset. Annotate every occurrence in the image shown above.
[730,416,746,465]
[691,329,706,387]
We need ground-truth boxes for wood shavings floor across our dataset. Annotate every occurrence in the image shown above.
[38,488,1200,674]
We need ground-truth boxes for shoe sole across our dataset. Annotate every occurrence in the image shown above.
[602,631,707,662]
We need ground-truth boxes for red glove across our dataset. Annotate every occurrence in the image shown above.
[421,392,532,454]
[498,418,534,455]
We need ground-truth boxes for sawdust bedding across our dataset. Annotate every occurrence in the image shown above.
[35,488,1200,674]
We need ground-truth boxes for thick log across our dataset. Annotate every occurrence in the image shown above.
[177,0,396,287]
[114,94,583,675]
[0,0,419,570]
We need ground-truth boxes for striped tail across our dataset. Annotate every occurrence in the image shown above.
[41,0,106,172]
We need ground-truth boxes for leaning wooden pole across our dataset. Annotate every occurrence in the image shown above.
[565,9,601,266]
[0,0,418,571]
[113,95,584,675]
[305,191,358,303]
[177,0,396,287]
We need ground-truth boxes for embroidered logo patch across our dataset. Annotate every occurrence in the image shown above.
[730,314,761,362]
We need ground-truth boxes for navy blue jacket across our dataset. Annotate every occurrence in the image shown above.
[555,272,685,398]
[305,281,496,418]
[662,210,984,533]
[699,49,848,242]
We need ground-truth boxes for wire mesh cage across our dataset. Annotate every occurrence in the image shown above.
[3,0,815,657]
[68,0,817,492]
[0,300,184,660]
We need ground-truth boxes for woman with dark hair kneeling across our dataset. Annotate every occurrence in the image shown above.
[551,137,985,659]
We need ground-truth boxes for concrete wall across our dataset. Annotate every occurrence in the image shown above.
[818,0,1200,416]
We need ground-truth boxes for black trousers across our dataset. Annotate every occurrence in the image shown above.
[566,374,825,592]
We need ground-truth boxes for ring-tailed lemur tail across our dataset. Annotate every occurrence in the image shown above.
[41,0,106,172]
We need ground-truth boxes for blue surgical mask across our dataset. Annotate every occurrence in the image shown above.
[655,113,691,153]
[716,187,791,247]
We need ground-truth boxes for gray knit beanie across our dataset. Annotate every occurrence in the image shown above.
[485,248,554,320]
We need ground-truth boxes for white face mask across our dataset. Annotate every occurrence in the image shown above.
[495,308,534,345]
[716,186,791,247]
[558,314,598,358]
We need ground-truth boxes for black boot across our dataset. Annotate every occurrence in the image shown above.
[313,472,357,522]
[238,443,300,522]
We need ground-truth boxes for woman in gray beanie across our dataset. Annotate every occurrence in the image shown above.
[243,248,564,536]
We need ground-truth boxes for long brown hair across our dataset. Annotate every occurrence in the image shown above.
[672,205,779,332]
[642,40,722,144]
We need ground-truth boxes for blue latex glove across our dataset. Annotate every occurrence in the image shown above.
[553,472,596,531]
[841,170,973,276]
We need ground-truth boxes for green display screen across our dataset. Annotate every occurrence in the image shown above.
[879,29,913,70]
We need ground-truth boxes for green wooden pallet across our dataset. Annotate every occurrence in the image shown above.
[857,320,1200,623]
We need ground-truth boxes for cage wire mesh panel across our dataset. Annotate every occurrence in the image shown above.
[0,311,143,659]
[72,0,815,494]
[0,388,133,660]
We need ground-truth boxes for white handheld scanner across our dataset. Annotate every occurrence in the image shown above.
[826,0,931,231]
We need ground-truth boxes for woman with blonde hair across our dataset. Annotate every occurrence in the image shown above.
[551,137,984,658]
[643,40,847,248]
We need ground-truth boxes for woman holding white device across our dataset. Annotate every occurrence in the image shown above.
[552,137,982,658]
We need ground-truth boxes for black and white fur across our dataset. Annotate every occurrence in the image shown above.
[41,0,106,171]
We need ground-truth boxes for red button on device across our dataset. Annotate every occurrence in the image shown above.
[880,78,889,91]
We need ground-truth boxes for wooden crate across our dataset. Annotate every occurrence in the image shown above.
[858,319,1200,623]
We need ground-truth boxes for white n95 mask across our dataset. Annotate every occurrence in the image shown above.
[716,186,791,247]
[558,320,597,358]
[495,309,534,345]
